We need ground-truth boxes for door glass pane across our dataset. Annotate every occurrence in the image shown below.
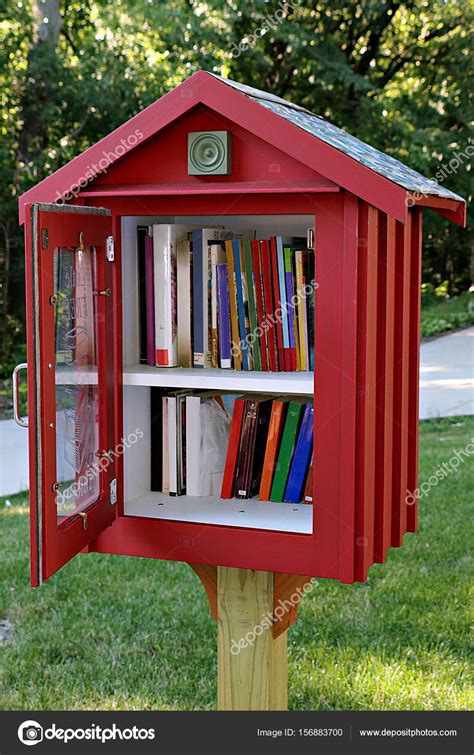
[53,246,100,525]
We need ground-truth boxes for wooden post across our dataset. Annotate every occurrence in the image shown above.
[217,567,287,711]
[189,563,311,711]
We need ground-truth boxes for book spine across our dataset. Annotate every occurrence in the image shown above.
[137,227,148,364]
[295,249,308,371]
[185,396,201,496]
[258,400,287,500]
[144,234,155,367]
[192,229,204,367]
[176,238,192,368]
[235,399,257,498]
[270,236,285,371]
[243,239,261,371]
[276,236,291,371]
[233,240,249,371]
[210,246,219,368]
[221,398,245,498]
[217,264,232,368]
[150,387,163,491]
[153,225,177,367]
[284,403,314,502]
[225,239,242,370]
[261,239,278,372]
[303,453,314,503]
[167,395,177,495]
[251,240,269,371]
[284,246,297,371]
[270,401,303,501]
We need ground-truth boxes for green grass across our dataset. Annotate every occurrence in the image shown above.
[421,291,474,339]
[0,417,472,710]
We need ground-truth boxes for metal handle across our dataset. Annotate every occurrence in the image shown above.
[12,362,28,428]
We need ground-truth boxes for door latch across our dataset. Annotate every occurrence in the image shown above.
[109,478,117,505]
[106,236,115,261]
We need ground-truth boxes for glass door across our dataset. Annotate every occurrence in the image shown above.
[25,203,116,585]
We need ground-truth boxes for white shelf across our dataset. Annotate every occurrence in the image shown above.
[123,365,314,395]
[125,491,313,534]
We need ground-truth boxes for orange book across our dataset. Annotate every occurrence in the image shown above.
[303,453,314,503]
[258,399,288,500]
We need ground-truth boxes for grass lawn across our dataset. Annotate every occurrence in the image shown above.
[421,291,473,339]
[0,416,472,711]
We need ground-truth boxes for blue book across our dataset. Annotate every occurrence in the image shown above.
[284,402,314,502]
[276,236,290,350]
[192,228,204,368]
[216,263,231,368]
[232,240,249,370]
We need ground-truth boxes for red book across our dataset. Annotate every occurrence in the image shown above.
[269,237,285,371]
[260,240,278,372]
[251,240,269,372]
[220,397,246,498]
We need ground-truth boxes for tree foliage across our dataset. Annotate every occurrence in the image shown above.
[0,0,472,371]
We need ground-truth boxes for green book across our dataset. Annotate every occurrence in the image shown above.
[270,398,306,501]
[242,239,261,371]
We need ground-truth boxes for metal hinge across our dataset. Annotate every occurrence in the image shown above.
[106,236,115,261]
[79,512,88,530]
[109,477,117,505]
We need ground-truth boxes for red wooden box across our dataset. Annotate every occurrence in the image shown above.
[17,72,466,587]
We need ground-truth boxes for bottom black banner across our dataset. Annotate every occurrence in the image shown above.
[0,710,470,754]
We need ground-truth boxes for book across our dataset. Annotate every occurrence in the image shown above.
[283,245,297,371]
[232,239,250,371]
[153,224,191,367]
[258,398,288,500]
[150,387,163,491]
[144,232,155,367]
[243,239,261,371]
[234,396,273,498]
[225,239,242,371]
[276,236,291,371]
[269,236,285,370]
[303,452,314,503]
[216,263,232,368]
[220,396,246,498]
[260,239,278,372]
[137,226,148,364]
[270,398,307,501]
[176,238,193,367]
[167,395,178,495]
[305,250,315,371]
[162,396,169,494]
[295,249,308,371]
[186,393,231,496]
[251,240,269,371]
[284,402,314,502]
[210,241,227,368]
[192,228,221,368]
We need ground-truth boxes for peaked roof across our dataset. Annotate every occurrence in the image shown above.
[210,74,463,202]
[19,70,465,225]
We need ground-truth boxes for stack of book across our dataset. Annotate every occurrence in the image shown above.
[221,395,314,504]
[137,225,315,373]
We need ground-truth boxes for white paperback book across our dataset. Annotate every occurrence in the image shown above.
[176,238,192,368]
[186,394,231,496]
[153,224,192,367]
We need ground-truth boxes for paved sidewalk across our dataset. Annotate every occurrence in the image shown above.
[1,327,473,496]
[419,327,474,420]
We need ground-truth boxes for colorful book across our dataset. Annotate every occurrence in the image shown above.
[144,232,155,367]
[210,242,227,368]
[283,245,297,371]
[176,238,192,367]
[270,398,307,501]
[192,228,221,368]
[233,239,249,371]
[243,239,261,371]
[216,263,232,368]
[305,250,315,371]
[303,453,314,503]
[234,396,273,498]
[284,402,314,502]
[269,236,285,370]
[258,398,289,500]
[295,249,308,371]
[261,239,278,372]
[221,396,246,498]
[251,240,269,371]
[225,239,242,371]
